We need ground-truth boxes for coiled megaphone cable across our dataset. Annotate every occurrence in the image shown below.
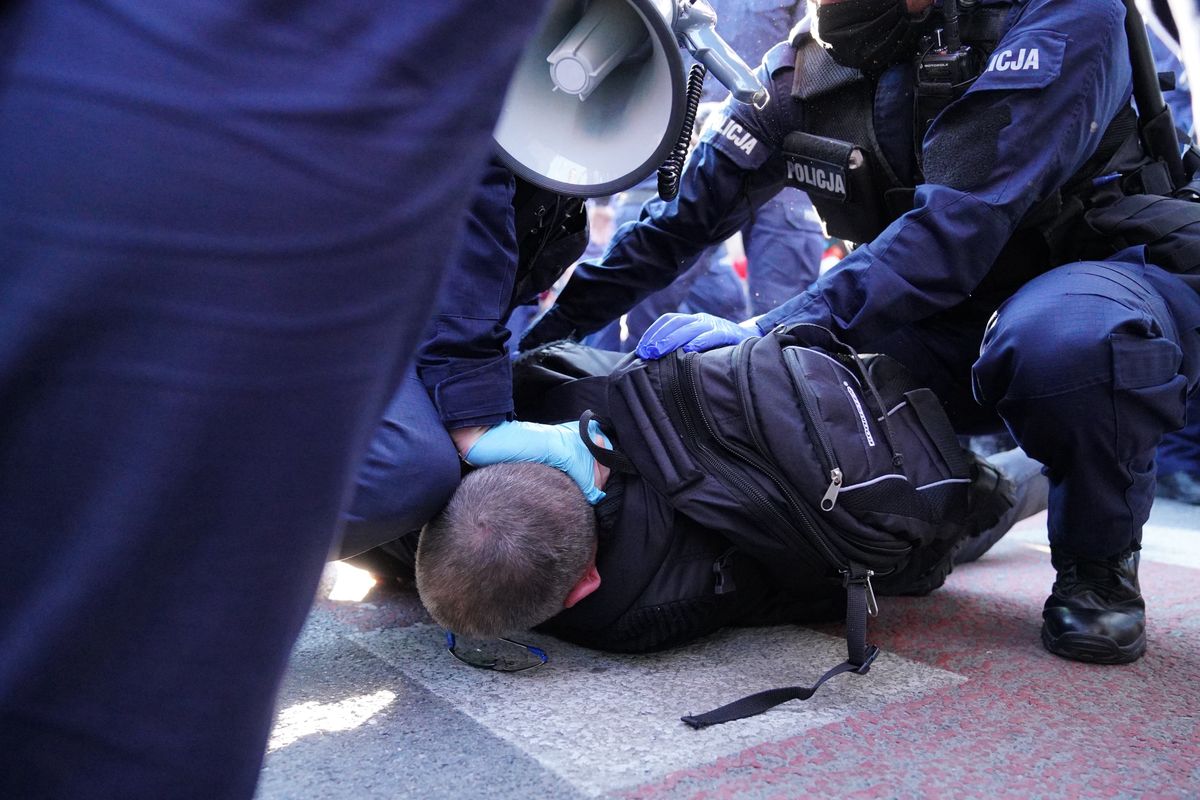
[657,63,707,201]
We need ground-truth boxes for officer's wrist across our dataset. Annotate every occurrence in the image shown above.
[450,425,492,458]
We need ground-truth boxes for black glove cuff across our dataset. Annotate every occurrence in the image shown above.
[518,308,579,352]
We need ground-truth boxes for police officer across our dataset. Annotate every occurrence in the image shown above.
[529,5,827,354]
[338,158,606,575]
[0,3,547,797]
[523,0,1200,665]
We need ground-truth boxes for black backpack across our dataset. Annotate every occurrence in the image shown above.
[513,325,1010,726]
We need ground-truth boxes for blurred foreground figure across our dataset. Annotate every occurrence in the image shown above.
[0,2,545,797]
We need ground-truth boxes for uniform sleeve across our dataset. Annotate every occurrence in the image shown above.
[757,0,1134,345]
[536,53,800,339]
[417,159,520,429]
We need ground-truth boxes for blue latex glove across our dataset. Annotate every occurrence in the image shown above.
[464,419,610,504]
[635,312,757,360]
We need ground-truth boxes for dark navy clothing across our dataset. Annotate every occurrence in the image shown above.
[975,251,1200,554]
[1146,12,1200,485]
[339,162,522,559]
[1159,391,1200,474]
[0,2,545,797]
[537,0,1200,557]
[743,187,825,314]
[583,183,827,350]
[339,372,461,560]
[584,174,753,352]
[418,159,522,430]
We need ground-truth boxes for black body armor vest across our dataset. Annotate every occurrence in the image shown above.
[782,4,1144,274]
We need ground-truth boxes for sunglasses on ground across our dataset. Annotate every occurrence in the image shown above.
[444,631,548,673]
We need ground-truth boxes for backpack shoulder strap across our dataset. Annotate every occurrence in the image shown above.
[512,341,629,423]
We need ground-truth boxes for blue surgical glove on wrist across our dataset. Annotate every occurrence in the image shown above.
[635,312,757,360]
[463,419,609,504]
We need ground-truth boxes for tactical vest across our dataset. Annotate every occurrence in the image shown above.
[781,5,1148,278]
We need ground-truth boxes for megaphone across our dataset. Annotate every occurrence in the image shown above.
[494,0,769,198]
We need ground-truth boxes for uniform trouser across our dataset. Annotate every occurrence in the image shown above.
[742,188,824,316]
[1157,391,1200,474]
[0,2,545,798]
[876,257,1200,560]
[337,373,462,562]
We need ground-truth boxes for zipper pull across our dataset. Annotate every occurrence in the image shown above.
[820,467,843,511]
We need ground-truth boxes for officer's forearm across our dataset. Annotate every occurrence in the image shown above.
[550,232,709,338]
[548,145,763,338]
[757,184,1014,345]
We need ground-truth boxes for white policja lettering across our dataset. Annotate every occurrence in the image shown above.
[987,47,1041,73]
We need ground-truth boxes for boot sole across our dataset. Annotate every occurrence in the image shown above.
[1041,626,1146,665]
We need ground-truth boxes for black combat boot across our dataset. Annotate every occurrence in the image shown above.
[1041,548,1146,664]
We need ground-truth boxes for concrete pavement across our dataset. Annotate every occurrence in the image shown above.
[257,496,1200,799]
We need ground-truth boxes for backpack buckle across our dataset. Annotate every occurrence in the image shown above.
[852,644,881,675]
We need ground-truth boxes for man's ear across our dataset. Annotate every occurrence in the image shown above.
[563,561,601,608]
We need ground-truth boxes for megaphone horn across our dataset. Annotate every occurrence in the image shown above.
[493,0,767,198]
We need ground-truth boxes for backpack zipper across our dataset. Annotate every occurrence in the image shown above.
[682,348,848,572]
[663,353,813,561]
[783,347,845,511]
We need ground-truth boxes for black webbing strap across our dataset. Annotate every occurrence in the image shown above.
[579,410,637,474]
[904,388,973,479]
[1092,194,1200,239]
[681,566,880,730]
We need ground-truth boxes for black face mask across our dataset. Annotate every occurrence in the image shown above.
[815,0,922,74]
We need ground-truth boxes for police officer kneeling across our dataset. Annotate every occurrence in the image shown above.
[522,0,1200,664]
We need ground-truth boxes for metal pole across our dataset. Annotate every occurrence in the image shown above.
[1123,0,1188,187]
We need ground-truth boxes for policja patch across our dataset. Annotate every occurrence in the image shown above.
[784,152,850,200]
[973,29,1066,91]
[782,130,863,201]
[700,110,771,170]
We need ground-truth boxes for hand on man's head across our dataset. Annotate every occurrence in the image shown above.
[460,419,610,504]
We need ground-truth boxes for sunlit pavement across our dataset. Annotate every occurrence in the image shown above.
[258,497,1200,799]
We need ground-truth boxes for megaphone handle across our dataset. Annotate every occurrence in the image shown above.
[675,5,768,108]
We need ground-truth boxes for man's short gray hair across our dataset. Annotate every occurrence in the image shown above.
[415,462,598,638]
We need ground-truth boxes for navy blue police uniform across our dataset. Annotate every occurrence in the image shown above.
[0,2,547,796]
[523,0,1200,662]
[339,157,590,567]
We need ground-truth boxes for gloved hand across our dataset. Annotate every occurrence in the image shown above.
[635,312,758,360]
[518,307,578,353]
[464,419,609,504]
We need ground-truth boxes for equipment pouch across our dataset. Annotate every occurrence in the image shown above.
[783,131,890,244]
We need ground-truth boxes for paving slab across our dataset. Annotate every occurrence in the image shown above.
[259,497,1200,799]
